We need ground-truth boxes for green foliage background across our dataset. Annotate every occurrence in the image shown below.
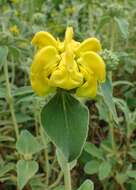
[0,0,136,190]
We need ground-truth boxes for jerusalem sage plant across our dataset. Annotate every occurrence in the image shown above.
[30,27,106,190]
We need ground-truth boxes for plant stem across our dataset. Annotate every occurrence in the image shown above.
[109,71,117,154]
[39,121,50,186]
[110,19,116,51]
[63,161,72,190]
[44,146,50,185]
[4,59,19,140]
[49,171,63,189]
[57,150,72,190]
[109,117,116,153]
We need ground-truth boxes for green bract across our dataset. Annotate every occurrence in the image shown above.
[41,91,89,162]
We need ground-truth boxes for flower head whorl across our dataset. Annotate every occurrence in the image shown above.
[30,27,106,98]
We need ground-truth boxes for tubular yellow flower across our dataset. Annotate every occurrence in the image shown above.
[30,27,106,98]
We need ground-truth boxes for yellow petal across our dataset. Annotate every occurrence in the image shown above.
[30,46,59,96]
[76,69,97,98]
[71,40,80,50]
[31,31,58,49]
[31,46,59,75]
[76,78,97,98]
[76,38,102,56]
[50,49,83,90]
[78,51,106,82]
[30,73,55,96]
[64,27,73,48]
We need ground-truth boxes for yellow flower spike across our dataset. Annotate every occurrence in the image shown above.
[78,51,106,82]
[76,37,102,56]
[50,46,83,90]
[76,66,97,98]
[30,46,59,96]
[31,31,58,49]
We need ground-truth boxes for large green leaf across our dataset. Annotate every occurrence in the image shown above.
[41,91,89,162]
[17,160,39,190]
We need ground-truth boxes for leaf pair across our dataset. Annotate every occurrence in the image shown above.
[16,130,43,190]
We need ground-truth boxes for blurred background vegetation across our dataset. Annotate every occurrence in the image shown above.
[0,0,136,190]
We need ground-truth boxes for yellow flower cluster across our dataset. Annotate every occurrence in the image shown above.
[30,27,106,98]
[9,25,20,35]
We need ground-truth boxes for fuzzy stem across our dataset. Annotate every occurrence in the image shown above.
[63,161,72,190]
[40,121,50,186]
[4,59,19,140]
[110,19,116,51]
[49,171,63,189]
[109,18,117,153]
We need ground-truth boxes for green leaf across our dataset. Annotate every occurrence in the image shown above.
[84,160,100,175]
[53,186,65,190]
[129,149,136,160]
[100,75,118,124]
[96,99,109,122]
[56,149,77,171]
[41,91,89,162]
[114,17,129,39]
[0,135,15,142]
[0,163,15,177]
[115,173,128,185]
[12,86,33,97]
[29,178,46,190]
[129,182,136,190]
[114,98,130,124]
[113,80,134,87]
[98,161,112,180]
[0,87,6,98]
[0,46,8,69]
[95,16,111,34]
[84,142,103,160]
[77,179,94,190]
[17,160,38,190]
[16,130,43,156]
[127,171,136,179]
[16,113,32,123]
